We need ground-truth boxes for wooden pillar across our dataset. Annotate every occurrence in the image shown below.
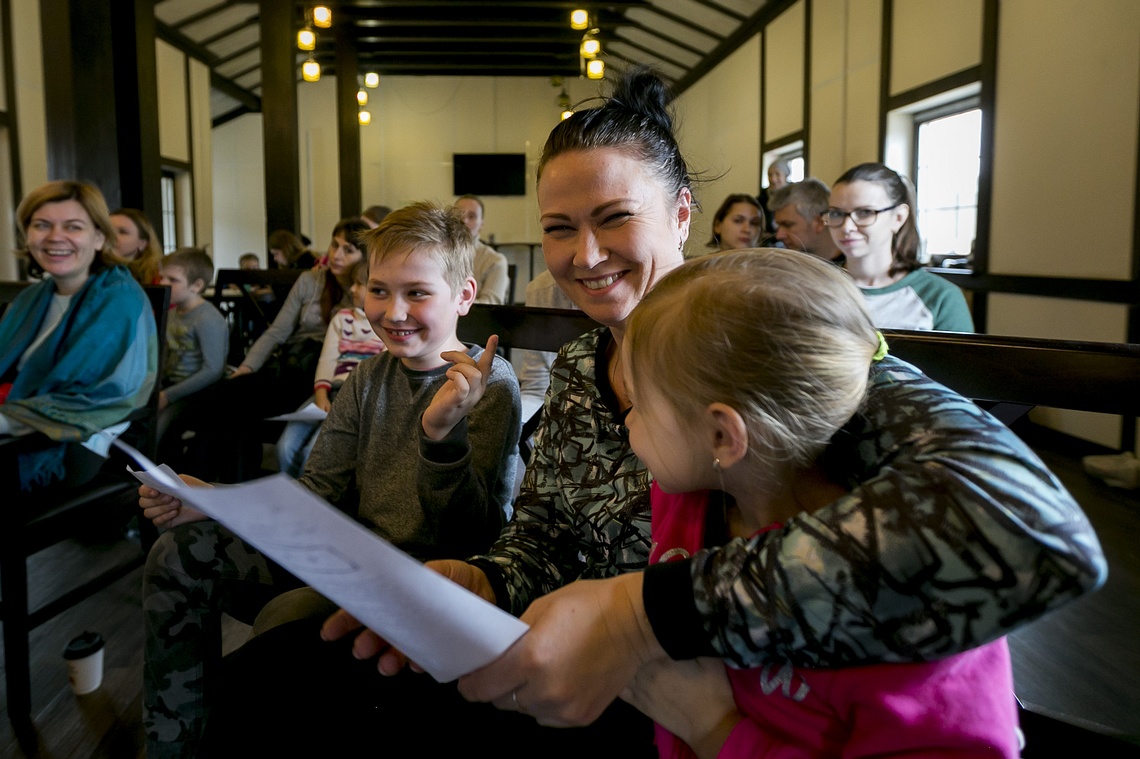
[40,0,159,221]
[335,24,361,218]
[39,0,159,215]
[260,0,301,236]
[111,0,162,225]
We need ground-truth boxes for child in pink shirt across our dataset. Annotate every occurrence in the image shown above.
[622,249,1019,758]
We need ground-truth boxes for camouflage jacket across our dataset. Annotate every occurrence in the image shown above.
[472,329,1107,667]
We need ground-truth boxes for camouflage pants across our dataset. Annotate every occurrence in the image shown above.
[142,521,283,759]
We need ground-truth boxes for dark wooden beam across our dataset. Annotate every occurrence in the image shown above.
[215,41,261,66]
[620,17,711,58]
[688,0,746,21]
[172,0,240,31]
[199,15,259,48]
[111,0,163,228]
[260,0,301,236]
[213,105,254,128]
[637,3,724,41]
[335,23,362,218]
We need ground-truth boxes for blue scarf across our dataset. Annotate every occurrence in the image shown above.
[0,266,157,490]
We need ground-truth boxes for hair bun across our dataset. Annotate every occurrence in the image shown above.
[608,66,675,135]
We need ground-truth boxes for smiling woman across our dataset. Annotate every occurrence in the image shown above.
[0,180,157,491]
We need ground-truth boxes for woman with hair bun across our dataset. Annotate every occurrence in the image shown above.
[204,69,1104,756]
[826,162,973,331]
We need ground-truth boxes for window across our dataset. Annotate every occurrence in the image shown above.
[764,143,805,187]
[913,98,982,266]
[161,172,177,253]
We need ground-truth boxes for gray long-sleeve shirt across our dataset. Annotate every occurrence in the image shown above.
[300,344,521,560]
[162,300,229,403]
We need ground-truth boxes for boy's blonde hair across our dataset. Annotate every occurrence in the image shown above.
[626,248,879,480]
[364,201,474,295]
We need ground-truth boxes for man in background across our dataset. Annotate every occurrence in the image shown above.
[769,179,844,264]
[455,194,510,304]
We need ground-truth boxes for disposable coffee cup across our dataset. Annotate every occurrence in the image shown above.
[63,631,105,695]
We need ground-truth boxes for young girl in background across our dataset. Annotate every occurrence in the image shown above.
[706,193,764,251]
[621,249,1018,758]
[276,259,385,477]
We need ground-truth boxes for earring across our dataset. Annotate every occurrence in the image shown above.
[713,456,726,490]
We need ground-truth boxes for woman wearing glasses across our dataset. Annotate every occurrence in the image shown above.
[827,163,973,332]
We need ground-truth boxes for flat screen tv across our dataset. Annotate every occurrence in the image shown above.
[453,153,527,196]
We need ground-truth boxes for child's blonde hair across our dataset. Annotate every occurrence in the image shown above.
[626,249,879,480]
[364,201,474,295]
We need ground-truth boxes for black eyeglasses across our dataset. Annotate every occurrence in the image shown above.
[822,204,901,228]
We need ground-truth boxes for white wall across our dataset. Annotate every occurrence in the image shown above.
[673,35,762,254]
[190,58,213,254]
[359,75,603,245]
[890,0,982,95]
[668,0,1140,448]
[764,1,804,142]
[211,113,266,270]
[156,40,190,164]
[297,76,340,250]
[807,0,883,183]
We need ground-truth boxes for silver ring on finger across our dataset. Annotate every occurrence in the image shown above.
[511,689,526,714]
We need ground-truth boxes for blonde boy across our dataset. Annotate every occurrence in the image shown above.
[139,203,521,758]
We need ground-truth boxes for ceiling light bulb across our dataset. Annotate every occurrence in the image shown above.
[580,36,600,58]
[297,28,316,51]
[302,58,321,82]
[358,109,372,126]
[313,6,332,28]
[561,109,574,120]
[570,9,589,30]
[364,72,380,88]
[586,58,605,80]
[357,89,368,106]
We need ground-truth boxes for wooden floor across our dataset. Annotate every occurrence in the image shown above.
[1,429,1139,758]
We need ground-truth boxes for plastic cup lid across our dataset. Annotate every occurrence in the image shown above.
[63,631,105,659]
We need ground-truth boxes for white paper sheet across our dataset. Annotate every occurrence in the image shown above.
[267,402,328,423]
[121,440,527,682]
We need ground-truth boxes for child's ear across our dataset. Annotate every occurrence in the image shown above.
[454,276,478,315]
[190,278,206,294]
[706,402,749,470]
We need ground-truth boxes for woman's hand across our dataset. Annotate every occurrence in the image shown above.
[321,560,497,675]
[457,572,666,727]
[421,335,497,441]
[622,657,741,759]
[229,364,253,379]
[138,473,210,527]
[314,387,332,413]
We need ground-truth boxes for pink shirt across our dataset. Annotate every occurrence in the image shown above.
[649,485,1019,758]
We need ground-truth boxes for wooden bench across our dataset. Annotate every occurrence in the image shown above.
[0,280,170,734]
